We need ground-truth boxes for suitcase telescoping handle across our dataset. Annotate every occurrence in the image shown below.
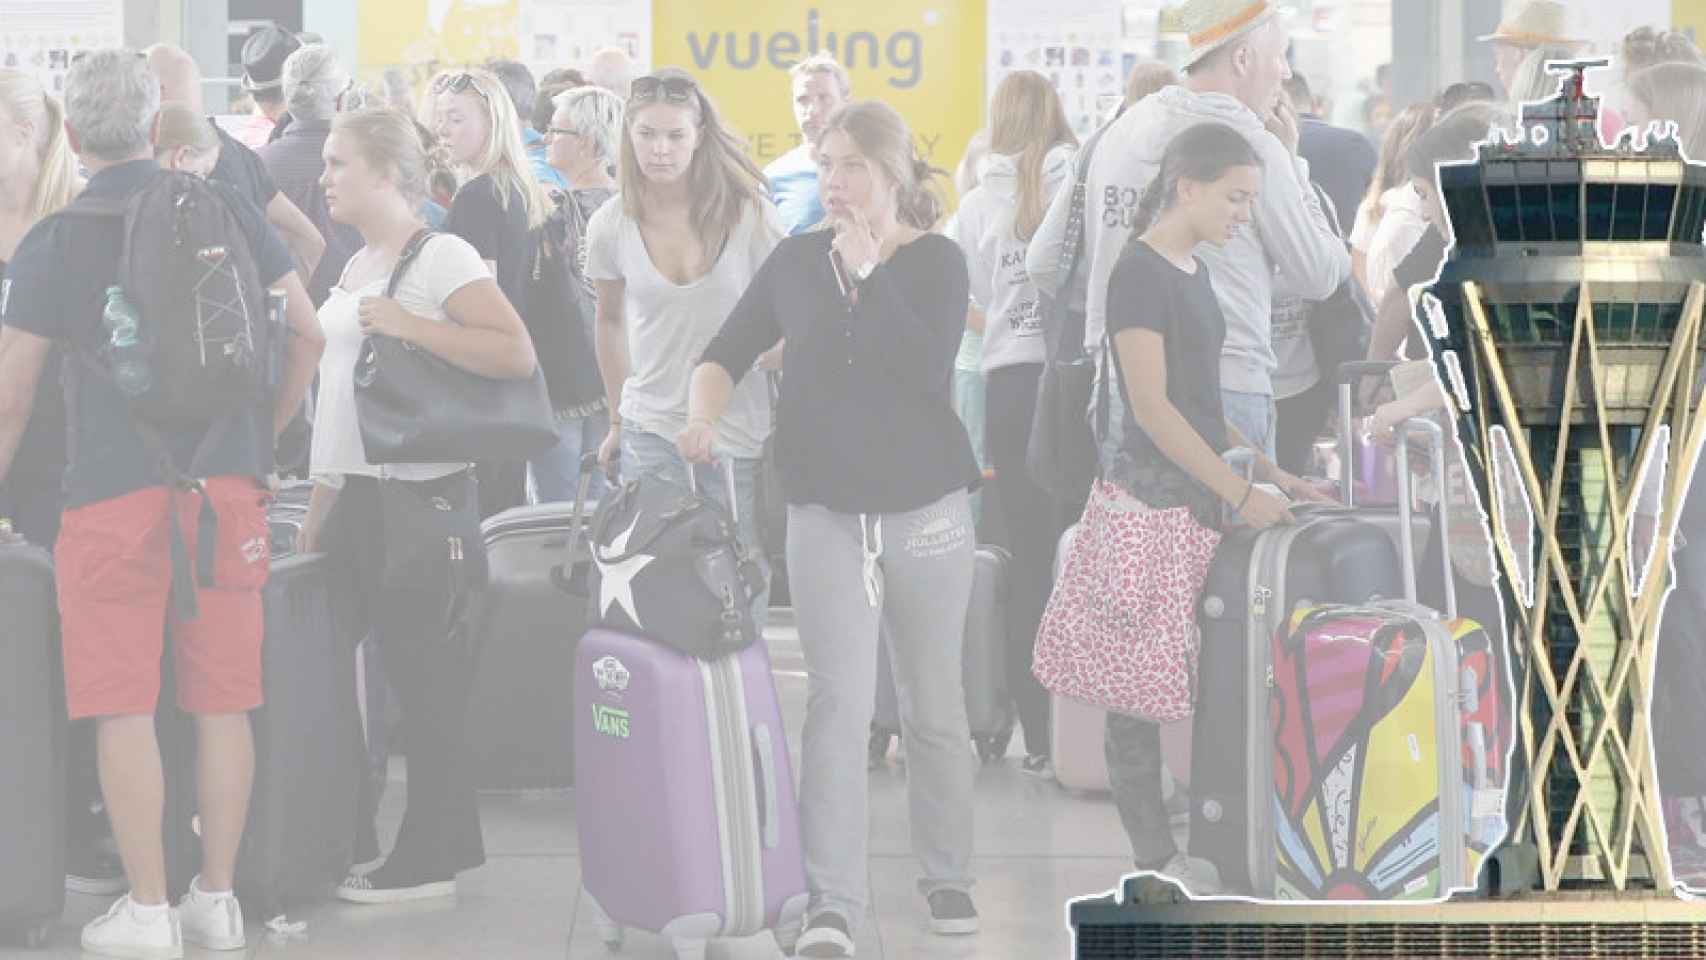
[1393,416,1458,620]
[549,453,604,594]
[1337,361,1402,508]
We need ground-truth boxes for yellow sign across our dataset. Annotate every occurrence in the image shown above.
[652,0,986,194]
[1678,0,1706,42]
[359,0,520,84]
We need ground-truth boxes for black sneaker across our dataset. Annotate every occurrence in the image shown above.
[334,862,456,905]
[927,889,979,936]
[795,911,855,958]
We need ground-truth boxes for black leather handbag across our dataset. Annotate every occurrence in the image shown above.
[354,229,557,465]
[1027,123,1111,505]
[587,459,764,659]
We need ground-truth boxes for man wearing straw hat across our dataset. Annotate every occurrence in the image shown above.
[1030,0,1349,463]
[1480,1,1588,98]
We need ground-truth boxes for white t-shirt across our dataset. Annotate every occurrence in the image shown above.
[310,234,491,485]
[1356,185,1429,309]
[586,199,782,459]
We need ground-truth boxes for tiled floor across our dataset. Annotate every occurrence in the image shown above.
[2,616,1171,960]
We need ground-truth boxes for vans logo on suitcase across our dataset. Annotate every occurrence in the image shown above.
[591,703,630,739]
[593,655,631,694]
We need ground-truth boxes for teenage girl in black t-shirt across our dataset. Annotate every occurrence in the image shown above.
[1072,123,1320,896]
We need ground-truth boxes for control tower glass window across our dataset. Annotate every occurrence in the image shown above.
[1612,184,1646,241]
[1552,181,1581,240]
[1445,184,1494,248]
[1644,183,1676,241]
[1520,183,1554,241]
[1586,183,1615,240]
[1490,184,1520,242]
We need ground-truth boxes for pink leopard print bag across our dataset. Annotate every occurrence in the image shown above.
[1033,480,1221,723]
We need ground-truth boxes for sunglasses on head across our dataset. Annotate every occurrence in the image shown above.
[432,72,490,101]
[631,75,699,105]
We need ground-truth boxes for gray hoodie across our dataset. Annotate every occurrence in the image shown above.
[947,145,1076,373]
[1026,84,1349,396]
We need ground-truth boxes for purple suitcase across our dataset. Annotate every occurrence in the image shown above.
[575,628,808,960]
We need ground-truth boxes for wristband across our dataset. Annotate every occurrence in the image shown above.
[1235,481,1254,515]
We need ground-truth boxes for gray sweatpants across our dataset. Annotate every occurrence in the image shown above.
[787,490,978,923]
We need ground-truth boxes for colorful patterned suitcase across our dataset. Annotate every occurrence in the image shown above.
[575,628,809,960]
[1259,418,1511,901]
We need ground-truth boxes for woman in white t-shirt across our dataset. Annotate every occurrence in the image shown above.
[946,71,1076,776]
[1349,102,1434,309]
[586,68,782,608]
[294,108,537,905]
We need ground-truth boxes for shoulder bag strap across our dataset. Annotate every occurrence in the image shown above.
[385,228,439,299]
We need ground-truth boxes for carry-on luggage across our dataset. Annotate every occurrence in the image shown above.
[0,524,66,948]
[1261,418,1510,900]
[467,456,598,788]
[870,545,1015,764]
[1189,499,1407,895]
[576,629,809,959]
[161,552,362,918]
[1046,524,1191,795]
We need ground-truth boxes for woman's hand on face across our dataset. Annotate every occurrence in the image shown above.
[677,420,719,465]
[357,296,420,341]
[830,207,881,275]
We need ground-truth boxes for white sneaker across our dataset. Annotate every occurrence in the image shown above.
[79,894,183,960]
[1155,852,1222,898]
[177,876,246,951]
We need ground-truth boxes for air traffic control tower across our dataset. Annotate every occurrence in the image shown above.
[1072,61,1706,959]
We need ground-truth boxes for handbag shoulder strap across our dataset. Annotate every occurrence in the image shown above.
[385,228,440,299]
[1052,121,1115,356]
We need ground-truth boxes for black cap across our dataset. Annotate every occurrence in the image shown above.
[241,24,301,92]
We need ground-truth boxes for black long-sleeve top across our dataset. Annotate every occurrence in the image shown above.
[700,229,980,515]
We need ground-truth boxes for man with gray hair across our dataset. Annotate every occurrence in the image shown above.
[766,52,850,236]
[0,48,324,959]
[259,43,362,307]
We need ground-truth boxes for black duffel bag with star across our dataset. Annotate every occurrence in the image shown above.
[586,460,765,659]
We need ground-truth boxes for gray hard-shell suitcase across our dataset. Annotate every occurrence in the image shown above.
[0,527,66,948]
[871,545,1015,763]
[467,456,598,788]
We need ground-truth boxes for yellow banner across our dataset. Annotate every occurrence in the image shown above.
[359,0,521,83]
[1678,0,1706,41]
[652,0,986,198]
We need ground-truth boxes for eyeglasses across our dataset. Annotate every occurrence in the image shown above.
[432,72,490,101]
[631,75,699,105]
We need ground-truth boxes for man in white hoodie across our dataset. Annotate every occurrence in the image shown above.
[1027,0,1350,458]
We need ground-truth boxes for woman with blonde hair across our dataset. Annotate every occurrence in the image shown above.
[680,99,981,956]
[1348,101,1434,308]
[297,106,537,903]
[947,69,1076,777]
[431,66,552,515]
[586,68,782,606]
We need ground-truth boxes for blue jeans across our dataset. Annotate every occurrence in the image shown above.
[619,428,771,625]
[1222,389,1277,461]
[528,409,611,505]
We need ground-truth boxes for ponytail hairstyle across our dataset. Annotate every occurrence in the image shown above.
[988,70,1077,241]
[1127,122,1262,244]
[0,69,79,221]
[819,100,948,230]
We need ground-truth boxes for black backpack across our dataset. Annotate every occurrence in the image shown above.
[71,170,275,427]
[64,171,276,620]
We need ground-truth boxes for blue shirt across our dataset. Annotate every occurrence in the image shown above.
[1,159,294,509]
[764,144,825,236]
[525,129,570,192]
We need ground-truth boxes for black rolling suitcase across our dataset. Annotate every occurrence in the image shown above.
[161,552,361,919]
[0,526,66,948]
[467,456,598,788]
[1189,505,1406,895]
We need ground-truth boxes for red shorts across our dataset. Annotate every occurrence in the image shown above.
[55,476,271,720]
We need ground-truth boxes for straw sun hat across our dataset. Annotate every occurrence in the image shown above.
[1176,0,1290,69]
[1478,0,1587,50]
